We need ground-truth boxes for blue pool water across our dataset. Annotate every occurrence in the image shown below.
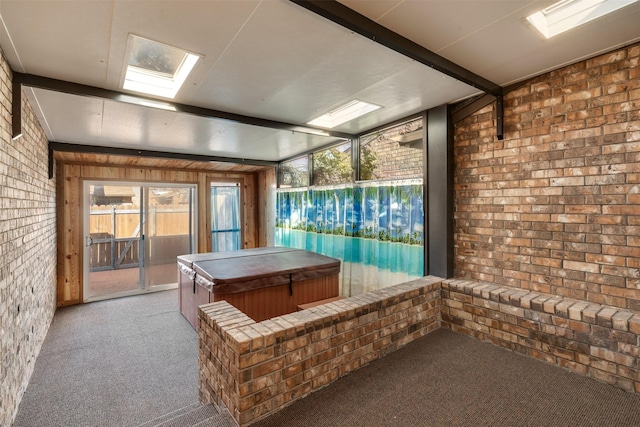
[276,228,424,277]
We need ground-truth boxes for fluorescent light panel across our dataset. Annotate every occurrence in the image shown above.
[526,0,639,38]
[308,100,381,128]
[136,99,177,112]
[123,35,199,99]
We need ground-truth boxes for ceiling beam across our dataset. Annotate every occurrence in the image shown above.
[12,78,22,140]
[14,73,355,140]
[496,95,504,140]
[290,0,504,97]
[450,93,504,140]
[49,141,278,167]
[48,144,54,179]
[451,94,496,123]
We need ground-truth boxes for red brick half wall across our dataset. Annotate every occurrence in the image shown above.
[198,276,442,426]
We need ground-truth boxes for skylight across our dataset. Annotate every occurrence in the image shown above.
[307,100,381,129]
[123,35,199,99]
[526,0,639,38]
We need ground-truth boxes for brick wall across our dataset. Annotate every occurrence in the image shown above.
[201,275,640,426]
[454,42,640,311]
[442,279,640,394]
[0,50,57,425]
[198,276,441,426]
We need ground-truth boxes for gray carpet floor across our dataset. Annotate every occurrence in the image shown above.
[253,328,640,427]
[14,289,640,427]
[13,289,203,427]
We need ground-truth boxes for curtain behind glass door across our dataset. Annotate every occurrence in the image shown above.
[211,184,241,251]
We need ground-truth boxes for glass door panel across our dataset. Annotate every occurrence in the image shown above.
[147,186,196,287]
[85,184,143,300]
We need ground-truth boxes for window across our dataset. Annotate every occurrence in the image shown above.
[210,183,241,252]
[312,141,353,186]
[279,156,309,188]
[359,117,423,180]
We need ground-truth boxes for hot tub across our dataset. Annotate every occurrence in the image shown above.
[177,247,341,327]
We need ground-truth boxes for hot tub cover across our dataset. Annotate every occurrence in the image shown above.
[178,247,341,295]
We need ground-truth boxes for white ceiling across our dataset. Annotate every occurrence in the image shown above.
[0,0,638,163]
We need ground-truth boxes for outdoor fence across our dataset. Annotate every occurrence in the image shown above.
[89,204,191,271]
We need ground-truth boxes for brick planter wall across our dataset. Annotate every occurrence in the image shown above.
[454,42,640,311]
[442,279,640,394]
[198,276,442,426]
[0,51,57,425]
[200,276,640,425]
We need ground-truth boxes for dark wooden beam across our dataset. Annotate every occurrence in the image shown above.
[12,77,22,140]
[427,104,454,278]
[290,0,503,97]
[451,94,496,123]
[14,73,355,140]
[48,143,54,179]
[496,95,504,141]
[49,141,278,167]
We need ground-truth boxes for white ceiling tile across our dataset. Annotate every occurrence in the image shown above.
[0,0,112,83]
[3,0,638,163]
[365,0,536,52]
[188,0,359,116]
[106,0,261,95]
[337,0,403,21]
[438,2,640,85]
[27,89,104,142]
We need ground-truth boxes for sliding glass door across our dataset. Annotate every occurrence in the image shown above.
[83,182,196,302]
[146,186,196,287]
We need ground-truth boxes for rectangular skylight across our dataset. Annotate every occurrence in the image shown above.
[123,35,199,99]
[307,100,381,128]
[526,0,639,38]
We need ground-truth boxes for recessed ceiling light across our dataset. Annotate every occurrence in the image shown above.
[526,0,639,39]
[122,34,199,99]
[307,100,382,129]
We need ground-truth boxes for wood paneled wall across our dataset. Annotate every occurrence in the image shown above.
[56,161,276,307]
[258,168,277,247]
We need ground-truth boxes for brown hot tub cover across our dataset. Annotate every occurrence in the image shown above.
[178,247,341,295]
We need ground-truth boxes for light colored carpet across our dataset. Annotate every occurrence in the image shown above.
[13,289,206,427]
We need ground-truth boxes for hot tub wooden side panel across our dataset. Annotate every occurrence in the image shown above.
[216,274,339,322]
